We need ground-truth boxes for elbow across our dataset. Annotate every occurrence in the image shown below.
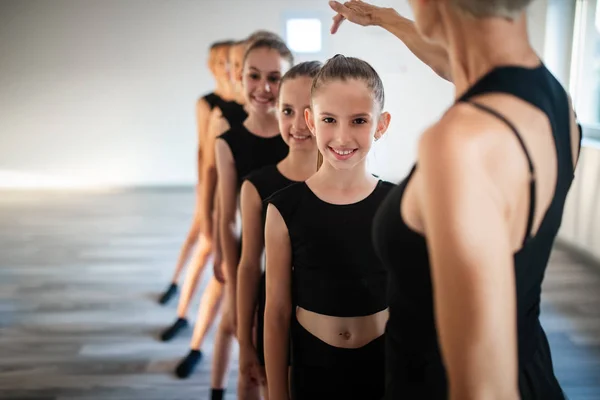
[220,216,236,236]
[238,260,261,278]
[265,302,291,331]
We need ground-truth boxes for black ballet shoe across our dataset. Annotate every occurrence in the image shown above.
[160,317,188,341]
[210,389,225,400]
[158,283,178,305]
[175,349,203,379]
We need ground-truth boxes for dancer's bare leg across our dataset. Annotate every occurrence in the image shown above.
[176,237,212,318]
[160,235,212,342]
[191,276,224,348]
[209,297,236,399]
[175,275,225,378]
[159,186,203,304]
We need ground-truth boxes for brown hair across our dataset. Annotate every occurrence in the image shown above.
[279,60,322,95]
[246,30,284,43]
[451,0,533,19]
[311,54,385,170]
[243,37,295,67]
[311,54,384,108]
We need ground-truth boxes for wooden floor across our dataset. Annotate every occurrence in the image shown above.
[0,188,599,400]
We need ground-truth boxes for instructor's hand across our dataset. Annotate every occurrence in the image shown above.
[329,0,380,34]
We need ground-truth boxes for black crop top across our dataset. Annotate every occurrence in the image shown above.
[372,64,579,399]
[267,180,395,317]
[219,100,248,128]
[244,164,297,229]
[218,125,289,188]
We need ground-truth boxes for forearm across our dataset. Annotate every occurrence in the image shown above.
[212,202,221,259]
[200,167,217,235]
[220,222,239,290]
[236,260,262,345]
[265,309,291,400]
[375,7,450,81]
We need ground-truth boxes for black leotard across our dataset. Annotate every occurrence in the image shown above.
[244,164,298,365]
[218,126,288,189]
[372,64,580,400]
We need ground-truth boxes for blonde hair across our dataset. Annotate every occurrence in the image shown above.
[316,152,324,170]
[451,0,533,19]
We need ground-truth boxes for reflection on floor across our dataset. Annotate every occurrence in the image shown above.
[0,189,598,400]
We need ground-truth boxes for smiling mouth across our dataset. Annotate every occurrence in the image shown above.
[252,96,273,105]
[290,134,310,141]
[328,146,357,160]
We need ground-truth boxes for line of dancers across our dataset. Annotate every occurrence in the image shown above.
[156,1,581,399]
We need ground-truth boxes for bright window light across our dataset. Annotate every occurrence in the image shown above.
[286,18,322,53]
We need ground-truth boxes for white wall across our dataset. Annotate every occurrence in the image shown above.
[0,0,550,188]
[558,142,600,261]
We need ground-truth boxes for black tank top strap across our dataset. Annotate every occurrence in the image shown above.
[460,100,537,245]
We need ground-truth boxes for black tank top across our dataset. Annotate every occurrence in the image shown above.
[218,125,289,188]
[219,100,248,128]
[201,93,247,127]
[372,65,580,399]
[202,92,225,110]
[244,164,297,228]
[268,181,395,317]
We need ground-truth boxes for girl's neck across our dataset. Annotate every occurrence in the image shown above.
[233,88,245,104]
[278,148,319,182]
[244,112,279,137]
[214,80,233,100]
[314,159,375,190]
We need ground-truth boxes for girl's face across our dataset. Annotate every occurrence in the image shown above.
[278,77,315,151]
[212,46,230,85]
[242,48,291,115]
[306,79,390,171]
[229,43,246,91]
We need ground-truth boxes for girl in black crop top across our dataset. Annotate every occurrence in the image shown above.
[236,61,322,396]
[264,55,394,400]
[168,40,256,383]
[207,38,294,399]
[368,3,579,400]
[158,40,234,307]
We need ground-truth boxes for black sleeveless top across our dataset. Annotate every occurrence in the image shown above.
[372,65,580,399]
[201,93,248,127]
[202,92,223,110]
[219,100,248,128]
[218,125,289,188]
[269,180,395,317]
[244,164,297,229]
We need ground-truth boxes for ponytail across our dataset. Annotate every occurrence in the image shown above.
[316,151,324,170]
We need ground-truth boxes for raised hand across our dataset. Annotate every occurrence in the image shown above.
[329,0,381,34]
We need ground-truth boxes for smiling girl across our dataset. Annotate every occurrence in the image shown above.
[210,37,293,400]
[264,55,394,400]
[236,60,322,399]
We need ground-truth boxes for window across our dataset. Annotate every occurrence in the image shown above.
[570,0,600,139]
[285,18,322,54]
